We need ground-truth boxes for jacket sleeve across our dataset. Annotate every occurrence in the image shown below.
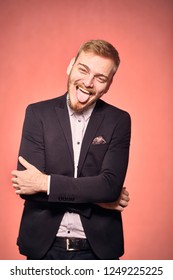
[17,104,49,202]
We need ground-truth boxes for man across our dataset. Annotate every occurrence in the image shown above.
[12,39,131,260]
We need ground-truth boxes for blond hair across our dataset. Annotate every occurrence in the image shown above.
[75,39,120,72]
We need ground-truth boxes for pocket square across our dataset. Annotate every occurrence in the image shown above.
[92,136,106,145]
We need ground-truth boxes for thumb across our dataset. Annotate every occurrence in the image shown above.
[18,156,35,170]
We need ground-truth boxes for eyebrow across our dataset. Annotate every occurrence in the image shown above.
[78,63,109,80]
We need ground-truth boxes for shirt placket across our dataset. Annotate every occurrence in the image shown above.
[65,113,85,237]
[73,113,85,179]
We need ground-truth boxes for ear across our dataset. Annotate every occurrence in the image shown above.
[67,57,76,75]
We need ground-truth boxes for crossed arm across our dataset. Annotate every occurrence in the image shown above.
[12,156,130,212]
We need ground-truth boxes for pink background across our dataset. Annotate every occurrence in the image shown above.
[0,0,172,259]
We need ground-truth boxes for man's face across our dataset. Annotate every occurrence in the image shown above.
[67,51,116,112]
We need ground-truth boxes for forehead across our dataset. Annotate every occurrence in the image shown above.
[75,51,115,76]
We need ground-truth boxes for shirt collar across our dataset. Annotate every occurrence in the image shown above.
[67,94,95,121]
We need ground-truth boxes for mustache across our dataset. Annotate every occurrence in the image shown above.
[74,82,96,95]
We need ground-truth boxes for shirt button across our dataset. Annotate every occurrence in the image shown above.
[77,142,80,145]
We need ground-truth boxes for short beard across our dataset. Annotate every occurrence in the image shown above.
[68,98,84,113]
[67,75,97,113]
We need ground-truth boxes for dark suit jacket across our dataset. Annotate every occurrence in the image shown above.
[17,93,131,259]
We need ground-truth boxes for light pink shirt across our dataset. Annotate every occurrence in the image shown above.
[56,100,95,238]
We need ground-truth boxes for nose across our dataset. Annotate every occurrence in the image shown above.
[83,74,94,88]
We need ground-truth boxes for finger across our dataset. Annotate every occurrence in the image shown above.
[18,156,34,170]
[11,170,19,177]
[115,205,124,212]
[122,193,130,201]
[124,189,129,195]
[122,188,129,196]
[13,184,20,190]
[121,188,130,198]
[12,178,20,190]
[11,177,18,183]
[15,189,22,195]
[119,199,128,207]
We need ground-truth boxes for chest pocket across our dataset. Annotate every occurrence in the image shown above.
[82,143,109,176]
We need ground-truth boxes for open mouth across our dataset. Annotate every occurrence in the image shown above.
[76,85,92,103]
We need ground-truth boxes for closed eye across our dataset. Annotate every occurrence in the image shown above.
[95,75,108,83]
[78,67,88,74]
[77,63,89,74]
[77,63,109,83]
[96,77,107,83]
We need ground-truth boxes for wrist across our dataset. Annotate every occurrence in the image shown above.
[40,173,48,193]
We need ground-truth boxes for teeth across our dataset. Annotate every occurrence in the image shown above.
[78,86,90,94]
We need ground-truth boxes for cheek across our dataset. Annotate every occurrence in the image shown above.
[69,70,84,82]
[95,84,107,95]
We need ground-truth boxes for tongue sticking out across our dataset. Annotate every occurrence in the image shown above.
[76,87,90,103]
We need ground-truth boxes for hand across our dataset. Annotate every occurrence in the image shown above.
[97,187,130,212]
[11,156,48,195]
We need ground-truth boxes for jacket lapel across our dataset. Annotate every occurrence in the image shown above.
[78,101,105,176]
[54,95,105,177]
[55,95,74,161]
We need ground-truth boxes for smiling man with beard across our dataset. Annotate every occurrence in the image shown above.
[67,42,117,112]
[12,39,131,260]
